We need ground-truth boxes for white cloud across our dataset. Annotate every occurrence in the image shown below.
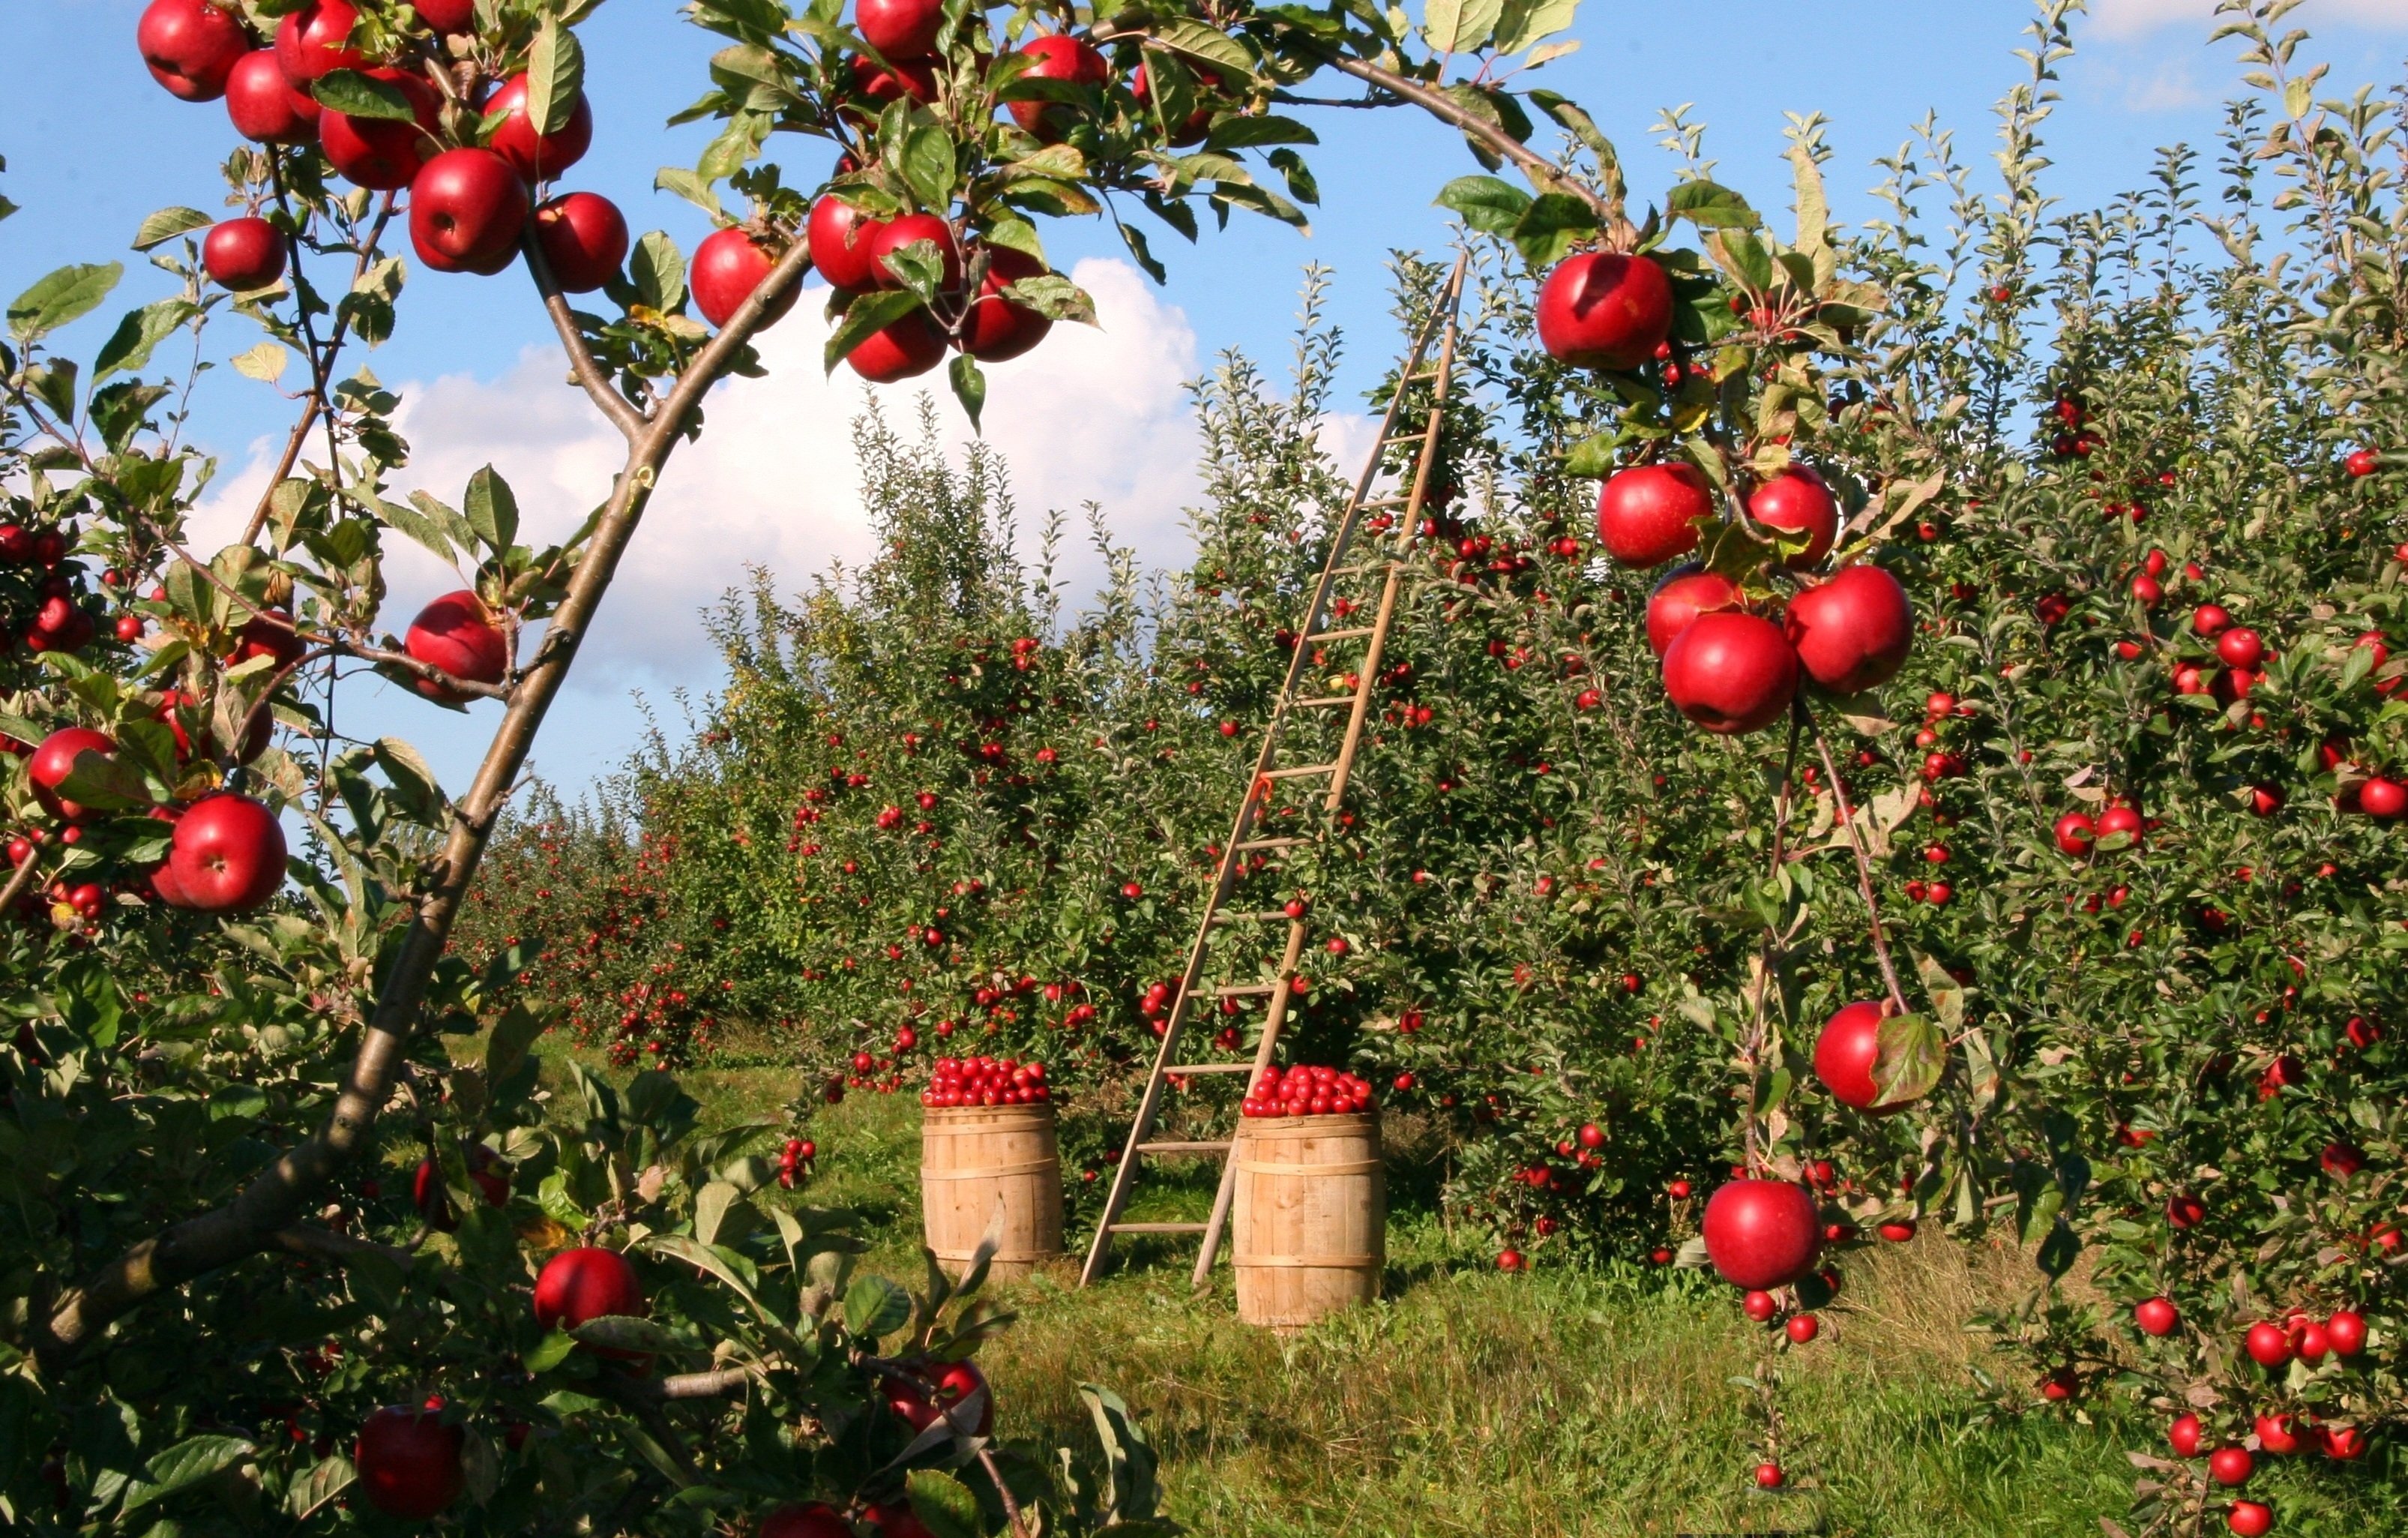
[2091,0,2408,37]
[196,259,1207,697]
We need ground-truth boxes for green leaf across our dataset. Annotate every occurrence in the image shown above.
[132,207,215,252]
[229,341,291,383]
[1421,0,1502,53]
[631,231,687,313]
[524,1329,581,1374]
[1709,228,1775,292]
[905,1471,982,1538]
[822,290,923,374]
[10,262,123,341]
[570,1315,684,1354]
[526,16,588,138]
[27,360,78,423]
[1509,193,1599,267]
[90,381,169,453]
[286,1454,355,1519]
[123,1435,253,1516]
[313,69,419,122]
[900,123,957,214]
[463,464,520,551]
[1203,115,1318,150]
[948,353,986,432]
[1496,0,1578,52]
[654,167,724,220]
[1871,1012,1943,1108]
[1667,179,1759,230]
[484,1000,546,1091]
[843,1273,912,1339]
[1000,274,1094,325]
[1434,175,1529,237]
[94,300,199,382]
[1149,19,1256,74]
[1561,431,1618,478]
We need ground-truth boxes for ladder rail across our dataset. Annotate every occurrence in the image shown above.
[1080,255,1470,1289]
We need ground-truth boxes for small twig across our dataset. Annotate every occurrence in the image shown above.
[0,846,46,916]
[522,223,648,443]
[1805,709,1911,1015]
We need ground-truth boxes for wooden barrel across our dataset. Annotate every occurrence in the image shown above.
[920,1103,1065,1280]
[1232,1112,1384,1328]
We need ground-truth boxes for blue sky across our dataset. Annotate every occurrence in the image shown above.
[7,0,2408,795]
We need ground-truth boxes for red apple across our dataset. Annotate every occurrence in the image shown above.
[2359,777,2405,818]
[865,211,963,291]
[1742,1288,1778,1321]
[2192,602,2233,637]
[762,1505,853,1538]
[2097,804,2143,846]
[2216,627,2265,669]
[883,1357,993,1436]
[1535,252,1673,370]
[409,148,529,275]
[1812,1000,1912,1114]
[1784,565,1912,692]
[2254,1413,2298,1455]
[692,227,798,329]
[168,793,288,913]
[1700,1178,1819,1290]
[534,192,628,292]
[534,1246,646,1335]
[139,0,250,102]
[2314,1423,2366,1461]
[2053,812,2095,857]
[959,247,1053,361]
[412,1142,510,1230]
[2244,1321,2293,1369]
[1660,611,1798,734]
[275,0,365,82]
[1785,1312,1819,1344]
[1595,462,1712,568]
[807,195,887,291]
[1007,34,1109,138]
[29,728,117,823]
[225,49,319,142]
[319,67,442,190]
[2208,1446,2253,1486]
[2326,1309,2366,1357]
[485,73,595,181]
[203,217,287,291]
[864,1502,939,1538]
[355,1405,463,1519]
[2170,1414,2203,1457]
[415,0,478,33]
[2134,1297,2179,1336]
[2166,1192,2206,1228]
[858,0,944,58]
[1754,1462,1784,1489]
[1131,61,1219,145]
[1645,565,1742,657]
[1749,465,1840,568]
[846,309,948,382]
[404,590,509,702]
[846,54,938,119]
[2226,1501,2272,1537]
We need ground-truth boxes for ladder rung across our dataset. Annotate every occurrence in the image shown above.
[1210,910,1295,924]
[1329,561,1399,577]
[1406,367,1441,382]
[1307,626,1376,641]
[1109,1222,1209,1234]
[1167,1063,1259,1074]
[1216,982,1279,997]
[1295,694,1356,708]
[1261,763,1337,779]
[1136,1141,1232,1156]
[1359,494,1410,509]
[1234,837,1311,851]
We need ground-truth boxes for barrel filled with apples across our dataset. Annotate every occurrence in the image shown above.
[1231,1066,1385,1328]
[918,1057,1064,1279]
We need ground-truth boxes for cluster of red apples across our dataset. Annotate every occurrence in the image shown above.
[1241,1063,1376,1117]
[138,0,633,298]
[139,0,1072,382]
[1535,250,1913,734]
[920,1054,1053,1108]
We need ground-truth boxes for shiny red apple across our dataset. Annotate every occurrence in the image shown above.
[409,148,530,275]
[1535,252,1673,370]
[1660,611,1798,734]
[1595,462,1712,568]
[534,192,629,292]
[1784,564,1912,692]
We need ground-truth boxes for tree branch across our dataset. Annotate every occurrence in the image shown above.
[1806,710,1911,1016]
[40,235,816,1364]
[269,1225,414,1268]
[1,844,46,917]
[522,223,648,442]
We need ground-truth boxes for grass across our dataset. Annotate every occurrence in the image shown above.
[516,1051,2386,1537]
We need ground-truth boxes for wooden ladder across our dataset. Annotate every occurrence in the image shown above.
[1079,255,1469,1288]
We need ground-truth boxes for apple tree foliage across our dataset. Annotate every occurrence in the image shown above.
[0,0,1661,1531]
[460,0,2408,1525]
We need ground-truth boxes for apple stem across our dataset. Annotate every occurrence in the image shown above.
[1806,708,1912,1017]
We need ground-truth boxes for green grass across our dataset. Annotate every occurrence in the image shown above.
[518,1053,2393,1537]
